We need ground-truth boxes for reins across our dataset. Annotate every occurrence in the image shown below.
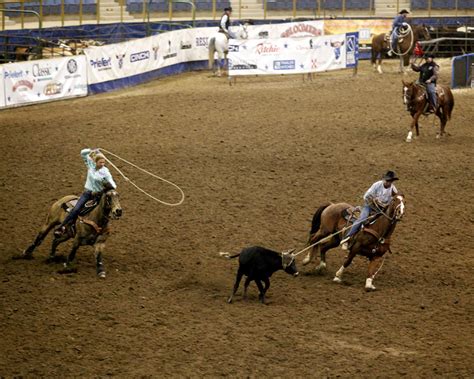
[99,148,185,207]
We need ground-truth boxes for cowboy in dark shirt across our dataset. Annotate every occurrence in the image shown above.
[411,53,439,112]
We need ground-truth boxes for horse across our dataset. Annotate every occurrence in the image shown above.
[18,189,122,277]
[371,24,430,74]
[301,195,406,291]
[402,80,455,142]
[208,23,248,77]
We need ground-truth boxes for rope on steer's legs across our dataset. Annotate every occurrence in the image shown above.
[99,148,185,207]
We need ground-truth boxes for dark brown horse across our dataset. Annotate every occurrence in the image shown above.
[402,80,455,142]
[18,190,122,277]
[302,195,406,291]
[371,24,430,74]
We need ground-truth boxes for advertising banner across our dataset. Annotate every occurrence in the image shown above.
[245,20,324,39]
[0,66,5,108]
[228,32,358,76]
[2,55,88,107]
[324,19,391,44]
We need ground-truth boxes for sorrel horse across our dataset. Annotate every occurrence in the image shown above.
[18,190,122,277]
[302,195,406,291]
[402,80,455,142]
[371,24,430,74]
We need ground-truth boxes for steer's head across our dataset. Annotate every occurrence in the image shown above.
[281,249,299,277]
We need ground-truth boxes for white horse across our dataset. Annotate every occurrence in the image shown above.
[208,24,248,77]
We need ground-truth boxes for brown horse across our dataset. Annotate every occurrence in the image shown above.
[18,190,122,277]
[371,24,430,74]
[402,80,455,142]
[302,195,406,291]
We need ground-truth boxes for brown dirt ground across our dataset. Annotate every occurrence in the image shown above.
[1,59,473,378]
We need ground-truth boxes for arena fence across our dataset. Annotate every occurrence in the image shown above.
[451,52,473,88]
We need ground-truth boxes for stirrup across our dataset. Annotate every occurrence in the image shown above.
[54,226,66,237]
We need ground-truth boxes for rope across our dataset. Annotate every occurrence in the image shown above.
[292,212,379,258]
[99,148,185,207]
[373,256,386,278]
[389,23,414,57]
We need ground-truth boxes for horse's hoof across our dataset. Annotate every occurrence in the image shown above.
[12,252,34,260]
[46,255,66,264]
[406,138,412,143]
[58,264,78,274]
[333,277,342,283]
[365,285,376,292]
[98,271,106,278]
[302,257,311,266]
[227,297,233,304]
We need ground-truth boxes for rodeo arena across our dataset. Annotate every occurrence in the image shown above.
[1,0,474,376]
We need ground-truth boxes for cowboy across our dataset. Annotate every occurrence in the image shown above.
[388,9,410,56]
[219,7,233,39]
[340,171,399,251]
[54,148,116,237]
[411,53,439,113]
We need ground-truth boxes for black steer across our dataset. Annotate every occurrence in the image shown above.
[221,246,299,304]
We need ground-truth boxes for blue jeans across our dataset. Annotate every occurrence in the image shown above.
[390,28,398,50]
[345,205,371,238]
[426,82,437,108]
[60,190,94,227]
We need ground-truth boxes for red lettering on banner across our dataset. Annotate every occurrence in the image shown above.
[255,42,280,55]
[281,23,322,38]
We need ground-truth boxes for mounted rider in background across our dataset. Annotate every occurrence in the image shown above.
[411,53,439,113]
[388,9,410,56]
[219,7,234,39]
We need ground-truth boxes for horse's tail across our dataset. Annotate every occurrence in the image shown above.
[208,37,216,70]
[446,87,455,120]
[219,252,240,259]
[308,203,331,242]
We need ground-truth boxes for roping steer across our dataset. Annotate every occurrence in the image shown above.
[220,246,299,304]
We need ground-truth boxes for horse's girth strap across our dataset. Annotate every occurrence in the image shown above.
[363,227,381,240]
[79,217,110,235]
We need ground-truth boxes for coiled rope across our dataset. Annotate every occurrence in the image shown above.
[389,23,414,57]
[99,148,185,207]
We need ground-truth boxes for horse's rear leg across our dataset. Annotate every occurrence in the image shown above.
[333,249,357,283]
[365,256,384,291]
[21,220,57,258]
[94,242,106,278]
[437,111,448,139]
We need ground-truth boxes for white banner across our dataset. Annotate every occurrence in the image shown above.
[0,66,5,108]
[228,33,358,76]
[2,56,87,107]
[244,20,324,39]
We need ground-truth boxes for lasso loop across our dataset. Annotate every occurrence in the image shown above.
[99,148,185,207]
[389,23,414,57]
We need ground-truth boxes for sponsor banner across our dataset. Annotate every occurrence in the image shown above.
[2,56,87,107]
[0,66,5,108]
[324,19,391,44]
[245,20,324,39]
[228,33,356,76]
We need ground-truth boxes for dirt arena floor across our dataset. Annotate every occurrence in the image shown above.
[1,59,473,377]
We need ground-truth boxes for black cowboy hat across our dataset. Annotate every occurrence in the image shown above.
[224,7,232,12]
[399,9,409,14]
[382,171,399,181]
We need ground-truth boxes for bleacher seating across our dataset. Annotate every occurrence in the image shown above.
[266,0,372,11]
[3,0,96,16]
[126,0,230,14]
[411,0,472,9]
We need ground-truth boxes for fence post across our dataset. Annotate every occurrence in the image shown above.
[61,0,64,27]
[238,0,241,20]
[342,0,345,17]
[264,0,267,20]
[168,0,172,21]
[21,0,25,29]
[79,0,83,25]
[212,0,215,20]
[293,0,296,18]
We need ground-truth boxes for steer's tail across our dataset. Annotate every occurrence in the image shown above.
[219,252,240,259]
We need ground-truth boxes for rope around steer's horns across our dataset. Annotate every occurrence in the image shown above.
[99,148,185,207]
[291,213,379,258]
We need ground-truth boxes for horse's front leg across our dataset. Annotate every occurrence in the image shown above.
[365,256,384,291]
[436,110,447,139]
[94,242,106,278]
[59,239,80,274]
[333,249,357,283]
[407,110,423,142]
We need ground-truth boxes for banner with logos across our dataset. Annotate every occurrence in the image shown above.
[228,32,358,76]
[2,55,88,107]
[0,66,5,108]
[245,20,324,40]
[324,19,391,44]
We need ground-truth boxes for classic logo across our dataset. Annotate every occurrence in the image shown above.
[180,41,192,50]
[228,45,239,52]
[346,35,356,52]
[255,42,280,55]
[229,61,257,70]
[116,53,126,69]
[12,79,33,92]
[281,23,323,38]
[90,57,112,70]
[4,70,23,79]
[130,51,150,63]
[258,31,269,39]
[273,60,295,70]
[67,59,78,74]
[44,81,63,96]
[32,64,52,77]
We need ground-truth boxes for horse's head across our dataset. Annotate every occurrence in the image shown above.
[388,195,406,221]
[402,80,415,108]
[103,190,122,220]
[416,24,431,40]
[237,23,249,40]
